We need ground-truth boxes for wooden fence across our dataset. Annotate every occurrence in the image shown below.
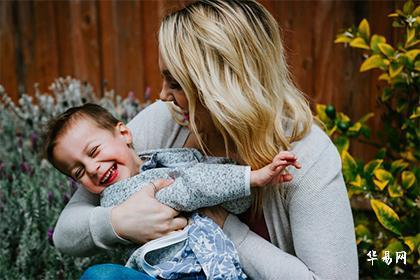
[0,0,401,159]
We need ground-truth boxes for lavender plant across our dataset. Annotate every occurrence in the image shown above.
[0,77,149,279]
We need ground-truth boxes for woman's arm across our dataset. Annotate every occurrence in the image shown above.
[52,186,119,256]
[221,142,358,279]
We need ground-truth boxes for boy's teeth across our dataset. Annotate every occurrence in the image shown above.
[101,165,115,184]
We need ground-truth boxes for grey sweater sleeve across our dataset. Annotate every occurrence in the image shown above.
[223,143,358,279]
[156,163,251,214]
[52,101,184,256]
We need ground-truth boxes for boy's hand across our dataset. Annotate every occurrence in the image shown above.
[250,151,301,187]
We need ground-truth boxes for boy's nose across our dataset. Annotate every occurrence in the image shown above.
[85,161,100,176]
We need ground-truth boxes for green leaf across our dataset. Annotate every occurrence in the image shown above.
[388,182,404,197]
[403,236,417,253]
[350,174,364,188]
[355,224,372,245]
[379,73,390,83]
[374,179,389,190]
[403,0,415,15]
[334,136,349,153]
[350,37,370,50]
[358,19,370,40]
[409,106,420,119]
[406,28,416,47]
[378,43,395,57]
[389,65,404,78]
[337,112,351,123]
[414,6,420,17]
[342,151,357,181]
[370,199,402,235]
[374,168,393,182]
[390,159,409,173]
[382,238,405,257]
[404,49,420,62]
[348,122,362,134]
[381,87,393,101]
[415,60,420,72]
[359,112,374,123]
[315,104,328,124]
[370,34,387,53]
[402,171,416,189]
[360,55,383,72]
[406,39,420,48]
[334,35,352,44]
[364,159,383,175]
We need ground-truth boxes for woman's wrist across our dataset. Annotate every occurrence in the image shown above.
[90,206,130,249]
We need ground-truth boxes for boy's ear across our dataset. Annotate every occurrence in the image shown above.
[116,122,133,145]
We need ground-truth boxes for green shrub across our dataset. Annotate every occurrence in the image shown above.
[0,77,148,279]
[317,0,419,278]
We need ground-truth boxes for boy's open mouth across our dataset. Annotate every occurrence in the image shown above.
[100,163,118,185]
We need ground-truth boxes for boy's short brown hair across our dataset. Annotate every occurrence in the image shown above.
[43,103,120,166]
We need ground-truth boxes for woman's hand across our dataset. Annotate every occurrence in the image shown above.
[199,206,229,228]
[111,179,188,244]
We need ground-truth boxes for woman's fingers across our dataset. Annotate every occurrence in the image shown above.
[110,179,182,244]
[149,178,175,193]
[171,216,188,230]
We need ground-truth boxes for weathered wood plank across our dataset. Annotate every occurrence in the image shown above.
[69,0,101,95]
[0,0,18,100]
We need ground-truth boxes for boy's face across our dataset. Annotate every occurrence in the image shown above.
[52,118,141,194]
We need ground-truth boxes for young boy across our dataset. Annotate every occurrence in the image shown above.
[44,103,300,279]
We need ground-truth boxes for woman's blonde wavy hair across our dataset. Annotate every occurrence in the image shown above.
[159,0,313,216]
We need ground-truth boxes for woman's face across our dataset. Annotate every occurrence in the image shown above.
[158,54,189,120]
[158,53,216,136]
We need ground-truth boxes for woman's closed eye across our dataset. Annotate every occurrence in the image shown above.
[163,72,182,90]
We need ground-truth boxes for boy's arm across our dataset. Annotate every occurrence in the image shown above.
[155,151,300,214]
[155,163,252,214]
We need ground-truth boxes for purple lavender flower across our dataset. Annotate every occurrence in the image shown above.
[68,177,78,194]
[18,137,23,148]
[63,193,70,205]
[128,91,135,101]
[47,191,54,205]
[47,228,54,245]
[20,162,33,175]
[144,86,152,101]
[30,131,39,149]
[0,161,4,179]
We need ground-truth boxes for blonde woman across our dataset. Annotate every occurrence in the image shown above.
[55,1,358,279]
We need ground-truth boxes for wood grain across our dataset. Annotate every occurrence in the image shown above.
[0,0,400,159]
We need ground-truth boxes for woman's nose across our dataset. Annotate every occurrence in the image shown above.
[159,81,174,101]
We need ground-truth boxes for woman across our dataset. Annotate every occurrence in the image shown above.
[55,0,358,278]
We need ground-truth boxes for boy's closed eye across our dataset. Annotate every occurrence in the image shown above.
[74,167,84,180]
[89,145,100,157]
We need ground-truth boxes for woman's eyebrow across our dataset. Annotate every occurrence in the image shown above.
[162,70,172,77]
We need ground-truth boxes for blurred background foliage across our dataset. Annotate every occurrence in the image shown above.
[0,78,144,279]
[317,0,419,277]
